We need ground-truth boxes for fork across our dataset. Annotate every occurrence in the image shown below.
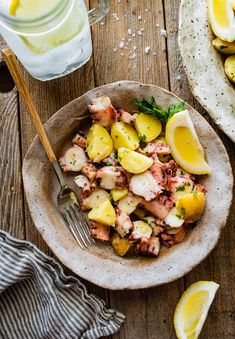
[2,48,95,250]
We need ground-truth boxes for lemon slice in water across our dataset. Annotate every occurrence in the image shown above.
[165,110,211,175]
[174,281,219,339]
[10,0,61,18]
[208,0,235,42]
[10,0,85,53]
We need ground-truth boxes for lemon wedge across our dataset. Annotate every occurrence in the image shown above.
[208,0,235,42]
[176,192,206,222]
[174,281,219,339]
[9,0,19,15]
[165,110,211,175]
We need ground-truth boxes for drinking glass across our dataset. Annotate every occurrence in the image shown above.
[0,0,109,80]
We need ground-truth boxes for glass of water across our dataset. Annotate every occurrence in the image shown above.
[0,0,109,81]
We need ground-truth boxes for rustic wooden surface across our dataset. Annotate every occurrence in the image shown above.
[0,1,234,338]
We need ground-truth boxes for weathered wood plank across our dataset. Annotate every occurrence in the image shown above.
[0,85,25,239]
[164,1,235,338]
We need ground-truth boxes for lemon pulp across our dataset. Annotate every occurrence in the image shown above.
[174,127,205,166]
[213,0,230,28]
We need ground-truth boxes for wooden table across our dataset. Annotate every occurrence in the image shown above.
[0,1,234,338]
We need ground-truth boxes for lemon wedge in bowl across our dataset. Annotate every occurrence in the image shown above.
[208,0,235,42]
[165,110,211,175]
[174,281,219,339]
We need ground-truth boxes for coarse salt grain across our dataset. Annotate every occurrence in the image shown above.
[160,29,167,37]
[128,28,132,35]
[137,15,142,20]
[119,41,125,49]
[144,46,151,54]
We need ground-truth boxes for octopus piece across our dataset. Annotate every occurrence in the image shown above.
[72,133,86,149]
[115,208,133,238]
[82,161,97,181]
[90,222,110,241]
[102,151,118,166]
[144,142,171,155]
[96,166,127,190]
[129,171,163,201]
[164,160,178,179]
[59,145,87,172]
[118,108,135,124]
[167,176,194,202]
[141,198,169,220]
[136,237,160,257]
[194,183,206,193]
[88,96,117,127]
[161,226,186,247]
[149,157,166,186]
[74,175,91,196]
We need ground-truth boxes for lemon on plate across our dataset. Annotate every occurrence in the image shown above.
[165,110,211,175]
[174,281,219,339]
[208,0,235,42]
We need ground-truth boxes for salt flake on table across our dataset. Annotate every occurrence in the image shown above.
[144,46,151,54]
[127,29,132,35]
[137,15,142,20]
[119,41,125,49]
[160,29,168,37]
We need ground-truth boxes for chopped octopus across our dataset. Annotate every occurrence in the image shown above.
[96,166,127,190]
[115,208,133,238]
[72,133,87,149]
[88,96,117,127]
[90,222,110,241]
[118,108,135,124]
[129,171,163,201]
[59,145,87,172]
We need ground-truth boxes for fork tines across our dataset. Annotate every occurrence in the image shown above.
[62,203,95,250]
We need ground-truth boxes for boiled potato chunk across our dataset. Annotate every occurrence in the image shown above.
[111,188,128,202]
[86,124,113,162]
[88,199,116,226]
[134,113,162,142]
[117,192,142,215]
[83,189,110,210]
[176,191,206,222]
[118,147,153,174]
[111,122,139,150]
[213,37,235,55]
[225,55,235,83]
[111,233,132,256]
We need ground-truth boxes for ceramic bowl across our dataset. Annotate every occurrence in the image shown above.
[22,81,233,290]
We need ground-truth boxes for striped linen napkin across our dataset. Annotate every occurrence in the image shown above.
[0,231,125,339]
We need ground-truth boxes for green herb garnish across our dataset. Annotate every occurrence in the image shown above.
[134,97,185,122]
[181,208,186,216]
[192,190,198,198]
[176,214,182,220]
[176,184,186,192]
[139,134,147,142]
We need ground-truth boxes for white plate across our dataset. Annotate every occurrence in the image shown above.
[179,0,235,142]
[22,81,233,290]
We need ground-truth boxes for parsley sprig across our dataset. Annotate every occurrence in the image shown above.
[134,97,185,122]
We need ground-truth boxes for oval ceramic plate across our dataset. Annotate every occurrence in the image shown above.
[179,0,235,142]
[22,81,233,290]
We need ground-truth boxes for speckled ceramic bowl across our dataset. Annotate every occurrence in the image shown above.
[179,0,235,142]
[22,81,233,290]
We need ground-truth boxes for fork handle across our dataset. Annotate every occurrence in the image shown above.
[2,48,66,188]
[2,48,56,163]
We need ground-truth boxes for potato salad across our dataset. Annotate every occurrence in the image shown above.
[59,96,207,257]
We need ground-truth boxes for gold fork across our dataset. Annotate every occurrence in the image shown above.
[2,48,94,250]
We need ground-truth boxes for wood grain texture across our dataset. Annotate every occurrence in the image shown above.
[0,0,234,338]
[0,87,25,239]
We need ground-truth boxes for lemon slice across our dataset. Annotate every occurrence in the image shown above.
[165,110,211,175]
[208,0,235,42]
[174,281,219,339]
[9,0,85,53]
[10,0,61,18]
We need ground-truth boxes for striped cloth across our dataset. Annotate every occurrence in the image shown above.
[0,231,125,339]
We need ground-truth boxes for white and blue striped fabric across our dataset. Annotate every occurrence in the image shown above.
[0,231,125,339]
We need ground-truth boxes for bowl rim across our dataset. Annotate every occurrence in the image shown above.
[22,80,233,290]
